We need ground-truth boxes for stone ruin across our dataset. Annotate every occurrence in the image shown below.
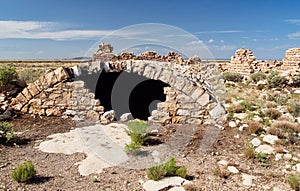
[220,48,300,77]
[7,43,225,127]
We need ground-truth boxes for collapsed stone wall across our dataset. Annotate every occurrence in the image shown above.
[9,43,225,126]
[220,48,300,77]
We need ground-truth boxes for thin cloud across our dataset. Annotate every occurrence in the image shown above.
[285,19,300,25]
[208,39,214,44]
[288,31,300,39]
[0,20,147,41]
[195,30,242,34]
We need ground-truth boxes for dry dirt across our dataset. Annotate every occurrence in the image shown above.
[0,114,293,191]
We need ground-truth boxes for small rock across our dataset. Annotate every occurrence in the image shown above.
[233,113,247,120]
[275,153,283,161]
[242,173,255,186]
[229,121,237,128]
[227,166,239,174]
[143,177,187,191]
[255,144,274,154]
[168,187,185,191]
[218,160,229,166]
[283,154,292,160]
[238,126,244,131]
[251,138,261,147]
[294,89,300,94]
[234,134,240,139]
[293,163,300,172]
[263,135,279,145]
[119,113,133,122]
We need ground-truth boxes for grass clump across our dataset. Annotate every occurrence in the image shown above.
[12,161,36,182]
[18,69,44,83]
[124,119,149,154]
[0,121,14,143]
[247,121,264,134]
[267,71,288,88]
[0,65,18,88]
[147,157,188,181]
[287,174,300,191]
[250,72,266,83]
[287,102,300,117]
[244,145,269,167]
[223,72,243,83]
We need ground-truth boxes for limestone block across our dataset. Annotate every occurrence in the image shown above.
[197,93,210,106]
[15,93,27,105]
[190,87,204,100]
[46,107,62,116]
[158,69,172,84]
[143,65,154,78]
[44,71,58,87]
[22,88,33,100]
[132,61,147,75]
[54,67,69,82]
[173,77,186,91]
[181,82,196,95]
[27,83,40,97]
[86,110,100,120]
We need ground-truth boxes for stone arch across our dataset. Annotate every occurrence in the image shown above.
[10,53,225,126]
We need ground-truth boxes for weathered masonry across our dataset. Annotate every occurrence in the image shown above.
[10,44,225,126]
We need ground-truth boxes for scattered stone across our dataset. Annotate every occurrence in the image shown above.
[283,154,293,160]
[263,135,279,145]
[233,113,247,120]
[168,187,185,191]
[143,177,188,191]
[242,173,255,186]
[218,160,229,166]
[293,163,300,172]
[227,166,239,174]
[229,121,237,128]
[275,154,283,161]
[255,145,274,154]
[119,113,133,122]
[251,138,261,147]
[100,110,116,125]
[294,89,300,94]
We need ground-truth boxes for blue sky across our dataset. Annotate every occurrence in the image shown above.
[0,0,299,59]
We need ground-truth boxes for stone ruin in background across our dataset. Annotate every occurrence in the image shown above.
[8,43,225,127]
[220,47,300,77]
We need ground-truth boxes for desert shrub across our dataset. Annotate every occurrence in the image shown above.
[247,121,264,134]
[244,145,269,166]
[267,71,288,88]
[12,161,36,182]
[265,101,277,108]
[267,121,299,138]
[18,69,44,83]
[228,103,245,113]
[0,121,14,143]
[147,157,188,181]
[125,119,149,154]
[212,166,230,179]
[287,174,300,191]
[287,102,300,117]
[241,100,257,111]
[0,65,18,87]
[183,183,200,191]
[291,74,300,87]
[250,72,266,83]
[223,72,243,83]
[264,108,282,120]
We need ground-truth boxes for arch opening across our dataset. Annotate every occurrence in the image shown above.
[95,71,170,120]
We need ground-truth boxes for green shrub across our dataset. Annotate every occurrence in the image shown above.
[147,157,188,181]
[223,72,243,82]
[267,71,288,88]
[12,161,36,182]
[175,166,187,178]
[287,174,300,191]
[250,72,266,83]
[0,121,14,143]
[125,119,149,154]
[147,164,166,181]
[0,65,18,87]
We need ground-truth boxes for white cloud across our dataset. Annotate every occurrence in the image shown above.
[210,45,238,51]
[220,40,224,43]
[208,39,214,44]
[0,20,147,41]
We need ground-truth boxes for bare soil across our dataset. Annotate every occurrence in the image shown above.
[0,115,293,190]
